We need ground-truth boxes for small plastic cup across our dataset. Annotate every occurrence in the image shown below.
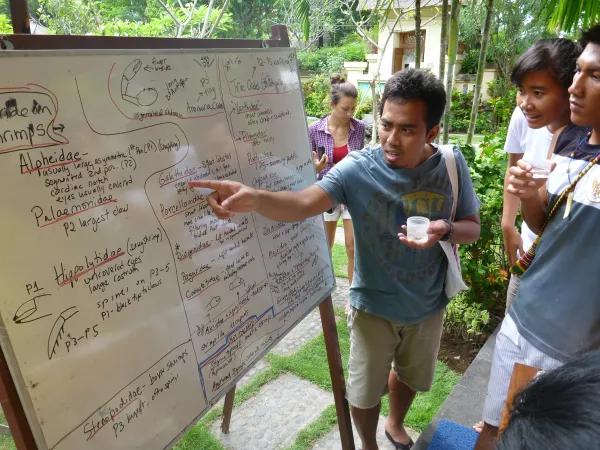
[524,158,552,179]
[407,216,430,242]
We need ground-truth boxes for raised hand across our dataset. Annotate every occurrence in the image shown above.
[188,180,259,219]
[313,151,328,173]
[507,159,556,198]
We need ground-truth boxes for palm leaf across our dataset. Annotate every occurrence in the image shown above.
[540,0,600,32]
[295,0,310,41]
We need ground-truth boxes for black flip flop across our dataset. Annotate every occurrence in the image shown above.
[385,430,414,450]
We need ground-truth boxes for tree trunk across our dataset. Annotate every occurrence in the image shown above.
[466,0,494,144]
[442,0,461,145]
[415,0,421,69]
[439,0,448,80]
[371,80,378,146]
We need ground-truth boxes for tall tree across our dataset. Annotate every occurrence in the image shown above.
[466,0,493,144]
[442,0,460,144]
[38,0,231,37]
[414,0,421,69]
[438,0,448,80]
[459,0,556,99]
[282,0,344,48]
[227,0,280,39]
[338,0,420,144]
[540,0,599,33]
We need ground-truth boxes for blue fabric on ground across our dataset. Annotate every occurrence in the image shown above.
[427,419,478,450]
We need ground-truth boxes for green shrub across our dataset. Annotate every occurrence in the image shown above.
[459,50,479,74]
[354,89,372,118]
[446,131,510,339]
[487,87,517,129]
[0,14,12,34]
[448,87,515,135]
[302,74,331,118]
[449,90,474,133]
[297,43,368,73]
[444,294,491,340]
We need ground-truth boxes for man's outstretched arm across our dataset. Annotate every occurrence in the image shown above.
[189,180,334,223]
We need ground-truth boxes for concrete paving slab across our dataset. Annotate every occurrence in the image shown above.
[312,415,419,450]
[211,373,332,449]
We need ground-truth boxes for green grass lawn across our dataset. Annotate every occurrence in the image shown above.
[332,243,349,278]
[449,134,484,145]
[0,411,15,450]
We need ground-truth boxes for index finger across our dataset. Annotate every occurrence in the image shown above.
[509,165,530,178]
[189,180,223,190]
[516,160,533,171]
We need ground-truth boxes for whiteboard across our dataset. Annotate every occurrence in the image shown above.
[0,47,335,450]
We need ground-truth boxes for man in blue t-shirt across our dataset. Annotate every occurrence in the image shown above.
[191,69,481,450]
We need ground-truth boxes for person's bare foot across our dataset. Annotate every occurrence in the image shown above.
[473,420,484,433]
[345,302,350,315]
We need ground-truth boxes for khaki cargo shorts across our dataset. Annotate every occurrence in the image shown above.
[346,307,445,409]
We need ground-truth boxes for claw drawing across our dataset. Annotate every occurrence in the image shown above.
[47,307,79,360]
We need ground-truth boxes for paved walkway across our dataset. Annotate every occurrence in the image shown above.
[209,277,420,450]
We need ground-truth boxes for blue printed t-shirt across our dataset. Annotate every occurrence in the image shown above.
[316,145,481,324]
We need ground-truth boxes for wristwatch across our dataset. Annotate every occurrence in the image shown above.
[440,219,454,241]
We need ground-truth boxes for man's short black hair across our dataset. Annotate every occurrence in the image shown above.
[498,351,600,450]
[380,69,446,133]
[510,38,581,91]
[581,23,600,48]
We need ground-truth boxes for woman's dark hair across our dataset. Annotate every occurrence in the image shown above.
[330,73,358,105]
[379,68,446,132]
[498,350,600,450]
[510,39,582,91]
[581,23,600,48]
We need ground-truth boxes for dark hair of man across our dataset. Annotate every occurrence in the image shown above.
[329,73,358,105]
[510,38,582,91]
[379,68,446,133]
[581,23,600,48]
[497,350,600,450]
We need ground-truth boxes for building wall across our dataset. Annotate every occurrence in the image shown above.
[378,8,444,80]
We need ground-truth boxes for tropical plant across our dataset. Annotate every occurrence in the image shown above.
[457,133,510,335]
[466,0,494,144]
[38,0,102,35]
[226,0,281,39]
[459,0,557,98]
[0,13,11,34]
[302,74,330,118]
[540,0,600,33]
[281,0,346,49]
[297,42,368,73]
[442,0,461,144]
[439,0,448,80]
[36,0,232,38]
[415,0,421,69]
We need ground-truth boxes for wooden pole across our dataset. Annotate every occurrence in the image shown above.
[220,385,237,434]
[0,346,37,449]
[9,0,30,34]
[319,295,355,450]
